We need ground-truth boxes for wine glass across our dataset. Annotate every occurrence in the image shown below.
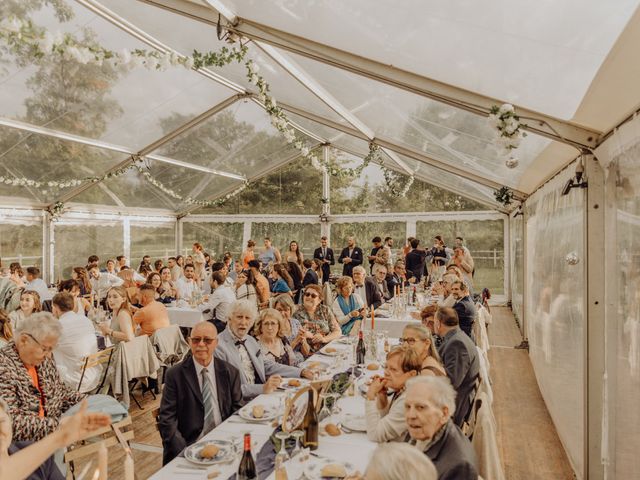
[290,430,304,459]
[275,431,291,463]
[318,392,331,421]
[329,392,341,415]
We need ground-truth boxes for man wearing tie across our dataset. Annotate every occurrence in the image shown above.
[158,321,244,465]
[313,236,335,284]
[215,300,315,400]
[338,236,364,277]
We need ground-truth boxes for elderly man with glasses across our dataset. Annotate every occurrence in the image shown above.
[0,313,84,442]
[158,321,244,465]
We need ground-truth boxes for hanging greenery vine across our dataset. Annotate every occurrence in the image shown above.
[493,186,514,206]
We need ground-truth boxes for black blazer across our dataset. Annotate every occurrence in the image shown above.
[422,420,478,480]
[405,249,427,281]
[302,268,319,287]
[385,272,414,297]
[158,355,244,465]
[313,246,335,283]
[437,328,480,427]
[453,296,477,339]
[338,246,364,277]
[358,276,383,309]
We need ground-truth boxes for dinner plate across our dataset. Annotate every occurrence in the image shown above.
[303,457,357,480]
[302,359,332,371]
[341,413,367,432]
[279,377,311,390]
[238,404,278,422]
[319,346,341,356]
[183,439,233,465]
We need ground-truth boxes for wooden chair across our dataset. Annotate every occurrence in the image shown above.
[64,416,134,479]
[77,346,115,393]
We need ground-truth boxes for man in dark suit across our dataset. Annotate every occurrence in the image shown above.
[404,376,478,480]
[435,308,480,427]
[386,260,415,298]
[313,236,335,283]
[352,266,383,309]
[158,321,244,465]
[372,264,392,302]
[405,238,428,282]
[450,281,477,340]
[301,259,319,287]
[338,236,364,277]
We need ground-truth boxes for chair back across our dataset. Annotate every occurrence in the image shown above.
[121,335,161,380]
[77,346,115,393]
[151,325,189,366]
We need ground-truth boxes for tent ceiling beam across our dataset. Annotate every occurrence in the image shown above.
[0,116,245,181]
[178,142,321,217]
[51,93,247,207]
[139,0,602,150]
[273,99,527,200]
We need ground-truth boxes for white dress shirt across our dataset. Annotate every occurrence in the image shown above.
[176,277,198,299]
[194,359,222,428]
[198,285,236,323]
[90,272,124,300]
[26,278,52,301]
[54,311,100,392]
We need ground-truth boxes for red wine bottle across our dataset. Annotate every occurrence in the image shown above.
[237,433,257,480]
[356,330,366,365]
[302,388,319,450]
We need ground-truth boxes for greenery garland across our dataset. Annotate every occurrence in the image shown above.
[493,186,514,206]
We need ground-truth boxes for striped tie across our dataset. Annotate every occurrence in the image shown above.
[201,368,216,435]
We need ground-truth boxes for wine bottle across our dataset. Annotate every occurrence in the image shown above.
[356,330,366,365]
[302,388,319,450]
[412,286,417,305]
[237,433,257,480]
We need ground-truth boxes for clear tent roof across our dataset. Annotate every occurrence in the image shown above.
[0,0,638,214]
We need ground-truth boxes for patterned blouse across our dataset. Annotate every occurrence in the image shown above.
[292,304,339,354]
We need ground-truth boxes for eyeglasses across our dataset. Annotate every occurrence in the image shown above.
[190,337,216,345]
[400,337,425,346]
[24,333,54,354]
[261,321,279,327]
[304,292,319,299]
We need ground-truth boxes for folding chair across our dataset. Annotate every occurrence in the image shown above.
[77,347,115,393]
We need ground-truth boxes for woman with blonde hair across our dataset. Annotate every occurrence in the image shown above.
[254,308,300,366]
[0,309,12,347]
[8,290,41,331]
[97,286,134,344]
[364,442,437,480]
[401,324,446,376]
[117,268,139,305]
[331,275,365,335]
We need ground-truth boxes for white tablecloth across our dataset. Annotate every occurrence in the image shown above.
[150,339,386,480]
[167,306,204,329]
[372,306,422,337]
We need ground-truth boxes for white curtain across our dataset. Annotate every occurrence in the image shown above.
[510,212,524,334]
[525,164,585,478]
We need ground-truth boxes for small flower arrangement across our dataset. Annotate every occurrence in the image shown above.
[488,104,527,152]
[493,186,514,206]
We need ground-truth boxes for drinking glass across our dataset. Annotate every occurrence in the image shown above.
[290,430,304,459]
[329,393,341,415]
[318,392,331,421]
[275,431,291,463]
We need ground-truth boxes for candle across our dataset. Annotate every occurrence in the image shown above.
[124,453,134,480]
[371,307,375,330]
[98,442,107,480]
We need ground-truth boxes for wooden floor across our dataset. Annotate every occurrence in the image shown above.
[488,307,575,480]
[78,307,575,479]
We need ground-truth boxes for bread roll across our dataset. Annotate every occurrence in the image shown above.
[325,423,341,436]
[288,379,301,387]
[325,347,337,353]
[320,464,347,478]
[200,444,220,459]
[252,405,265,419]
[367,363,380,371]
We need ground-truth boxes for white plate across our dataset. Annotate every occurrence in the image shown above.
[319,346,341,356]
[341,413,367,432]
[238,404,278,422]
[336,337,352,344]
[279,377,311,390]
[302,359,332,371]
[304,457,357,479]
[183,440,233,465]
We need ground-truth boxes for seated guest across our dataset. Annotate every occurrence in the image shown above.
[9,290,41,331]
[248,260,270,309]
[175,264,198,300]
[386,261,416,299]
[431,274,457,308]
[372,265,391,301]
[154,259,164,273]
[254,309,300,366]
[133,285,170,337]
[434,308,480,427]
[415,305,442,349]
[71,267,92,297]
[404,376,478,480]
[301,259,318,287]
[451,281,476,340]
[331,276,365,336]
[58,279,90,316]
[105,259,117,275]
[0,313,84,441]
[365,345,420,442]
[352,266,383,310]
[138,255,151,274]
[88,266,124,302]
[234,268,259,307]
[52,293,99,392]
[273,294,302,343]
[401,324,445,376]
[228,260,243,283]
[364,442,437,480]
[311,258,324,284]
[158,321,243,465]
[269,264,293,296]
[0,398,110,480]
[215,300,314,400]
[146,272,163,300]
[169,256,183,282]
[159,267,179,301]
[98,286,134,344]
[292,284,341,356]
[286,261,304,303]
[0,310,12,347]
[9,264,25,288]
[199,271,235,332]
[24,268,51,302]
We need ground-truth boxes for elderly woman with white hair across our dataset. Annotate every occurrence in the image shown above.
[404,376,478,480]
[214,300,315,400]
[0,313,85,442]
[365,442,437,480]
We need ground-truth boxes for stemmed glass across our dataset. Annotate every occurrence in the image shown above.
[329,392,341,415]
[290,431,304,459]
[275,431,291,464]
[318,392,332,421]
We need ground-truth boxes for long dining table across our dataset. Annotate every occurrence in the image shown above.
[150,335,394,480]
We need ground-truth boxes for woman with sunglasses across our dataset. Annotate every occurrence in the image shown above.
[292,284,341,356]
[401,324,446,376]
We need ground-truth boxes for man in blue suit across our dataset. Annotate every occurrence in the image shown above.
[215,300,315,400]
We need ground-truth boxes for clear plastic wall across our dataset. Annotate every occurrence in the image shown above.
[510,213,524,333]
[525,166,585,477]
[0,214,43,269]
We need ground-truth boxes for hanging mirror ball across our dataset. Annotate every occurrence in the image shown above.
[505,157,519,169]
[565,251,580,266]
